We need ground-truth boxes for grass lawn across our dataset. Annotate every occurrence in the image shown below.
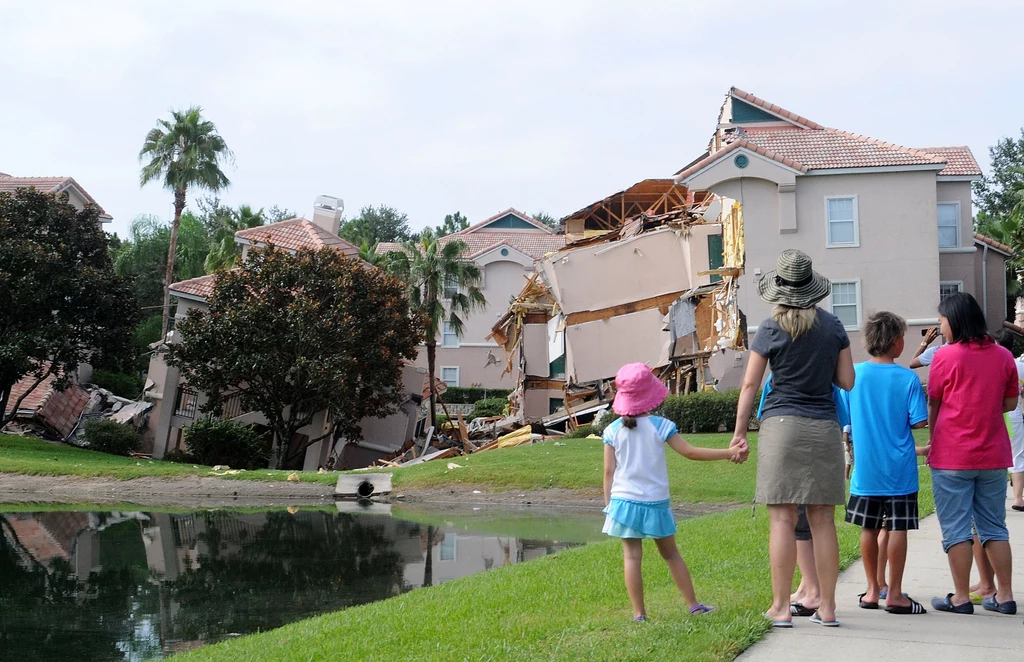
[166,433,935,662]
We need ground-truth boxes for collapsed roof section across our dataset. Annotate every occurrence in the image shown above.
[491,191,747,425]
[559,179,691,245]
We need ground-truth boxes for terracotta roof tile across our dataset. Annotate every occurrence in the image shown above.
[918,146,983,177]
[973,232,1013,256]
[169,273,218,300]
[235,218,360,258]
[736,127,946,170]
[0,175,110,218]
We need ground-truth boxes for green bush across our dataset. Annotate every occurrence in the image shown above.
[184,418,269,470]
[443,387,512,405]
[565,424,597,438]
[471,398,507,418]
[163,449,195,464]
[90,369,144,399]
[655,389,762,434]
[83,419,139,456]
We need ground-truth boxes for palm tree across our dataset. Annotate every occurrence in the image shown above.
[204,204,266,273]
[386,228,486,430]
[139,106,233,337]
[358,240,383,267]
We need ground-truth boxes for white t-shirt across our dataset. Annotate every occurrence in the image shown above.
[602,415,677,502]
[917,344,942,366]
[1012,356,1024,424]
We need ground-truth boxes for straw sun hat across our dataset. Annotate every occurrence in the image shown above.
[756,249,831,309]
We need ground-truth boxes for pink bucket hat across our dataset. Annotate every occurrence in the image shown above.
[612,363,669,416]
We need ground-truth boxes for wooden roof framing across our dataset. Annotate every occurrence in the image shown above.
[561,179,689,238]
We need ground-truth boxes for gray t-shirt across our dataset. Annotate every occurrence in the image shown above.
[751,307,851,421]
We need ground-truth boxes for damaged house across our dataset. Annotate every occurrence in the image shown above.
[490,191,747,424]
[143,196,426,470]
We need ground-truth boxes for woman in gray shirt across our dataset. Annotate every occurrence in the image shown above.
[731,249,855,628]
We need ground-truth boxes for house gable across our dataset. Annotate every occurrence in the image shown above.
[480,213,537,230]
[730,98,784,124]
[463,208,552,235]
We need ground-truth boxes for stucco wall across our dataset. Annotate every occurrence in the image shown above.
[715,170,942,364]
[413,345,516,389]
[459,260,534,343]
[974,246,1009,331]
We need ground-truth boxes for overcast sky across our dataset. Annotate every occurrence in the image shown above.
[2,0,1021,238]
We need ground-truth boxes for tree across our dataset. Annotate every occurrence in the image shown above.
[139,106,233,339]
[974,130,1024,219]
[266,204,296,223]
[0,189,138,423]
[204,203,267,272]
[385,228,486,430]
[114,213,209,309]
[434,211,469,237]
[530,211,560,230]
[338,205,411,246]
[167,245,424,468]
[358,241,384,267]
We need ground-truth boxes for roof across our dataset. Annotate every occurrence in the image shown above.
[235,217,360,257]
[679,87,979,182]
[169,273,218,300]
[378,232,564,261]
[916,146,983,177]
[462,208,554,234]
[0,174,111,219]
[561,179,679,224]
[973,232,1013,256]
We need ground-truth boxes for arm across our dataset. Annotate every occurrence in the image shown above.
[667,433,745,462]
[833,347,855,391]
[1004,397,1018,413]
[927,398,940,441]
[603,444,616,506]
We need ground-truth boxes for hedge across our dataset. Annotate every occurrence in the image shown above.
[83,419,139,456]
[471,398,508,418]
[593,389,762,435]
[442,387,511,405]
[184,418,270,470]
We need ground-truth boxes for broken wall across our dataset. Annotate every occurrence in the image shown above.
[565,308,668,383]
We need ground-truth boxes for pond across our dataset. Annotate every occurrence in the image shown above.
[0,502,606,660]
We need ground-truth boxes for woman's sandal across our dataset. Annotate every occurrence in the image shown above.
[809,611,840,627]
[689,604,716,615]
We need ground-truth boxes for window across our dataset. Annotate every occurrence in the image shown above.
[441,322,459,347]
[940,281,963,301]
[440,367,459,387]
[830,281,860,328]
[825,196,859,247]
[439,534,456,561]
[938,202,960,249]
[443,275,458,298]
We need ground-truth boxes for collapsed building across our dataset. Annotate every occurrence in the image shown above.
[489,186,747,427]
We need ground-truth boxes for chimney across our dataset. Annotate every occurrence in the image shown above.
[311,195,344,236]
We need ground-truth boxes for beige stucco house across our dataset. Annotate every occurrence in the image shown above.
[0,173,113,224]
[675,87,1007,363]
[143,196,427,470]
[378,209,564,390]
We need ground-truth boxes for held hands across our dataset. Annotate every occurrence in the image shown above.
[728,436,749,463]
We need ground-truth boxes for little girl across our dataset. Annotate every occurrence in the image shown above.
[603,363,749,621]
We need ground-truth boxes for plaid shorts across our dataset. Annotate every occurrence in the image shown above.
[844,492,919,531]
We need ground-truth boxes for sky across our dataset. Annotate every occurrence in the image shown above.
[2,0,1022,239]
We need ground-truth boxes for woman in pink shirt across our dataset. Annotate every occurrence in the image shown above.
[927,292,1017,616]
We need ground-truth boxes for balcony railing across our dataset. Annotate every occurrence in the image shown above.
[173,386,199,419]
[219,392,246,420]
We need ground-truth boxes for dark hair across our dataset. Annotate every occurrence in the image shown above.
[621,415,638,429]
[938,292,989,345]
[864,311,906,356]
[993,328,1016,352]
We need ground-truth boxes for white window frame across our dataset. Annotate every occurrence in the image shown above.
[440,366,460,388]
[441,321,459,348]
[939,280,964,301]
[443,274,459,298]
[829,279,862,330]
[824,195,860,248]
[937,201,961,250]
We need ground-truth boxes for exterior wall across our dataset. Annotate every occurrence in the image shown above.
[685,224,724,288]
[566,308,669,383]
[413,345,516,389]
[461,260,534,343]
[523,388,564,420]
[715,170,942,364]
[974,246,1009,332]
[937,181,978,310]
[522,324,549,376]
[937,181,974,253]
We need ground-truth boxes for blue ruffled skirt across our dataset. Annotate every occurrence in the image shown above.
[602,498,676,539]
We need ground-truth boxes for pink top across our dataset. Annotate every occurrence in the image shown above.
[927,339,1018,470]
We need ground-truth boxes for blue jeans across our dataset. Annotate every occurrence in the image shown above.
[931,468,1009,552]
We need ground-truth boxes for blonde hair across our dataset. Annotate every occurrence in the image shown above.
[772,304,817,340]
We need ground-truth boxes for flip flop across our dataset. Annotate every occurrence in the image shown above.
[969,591,984,604]
[809,611,840,627]
[689,604,716,615]
[763,613,793,628]
[885,597,927,615]
[857,592,879,610]
[790,602,816,617]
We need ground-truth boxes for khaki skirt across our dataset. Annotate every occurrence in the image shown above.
[755,415,845,505]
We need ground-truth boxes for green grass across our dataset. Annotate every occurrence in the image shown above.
[0,434,336,484]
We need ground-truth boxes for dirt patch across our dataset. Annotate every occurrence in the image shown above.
[0,473,336,508]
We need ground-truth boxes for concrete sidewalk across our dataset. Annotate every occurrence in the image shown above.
[737,486,1023,661]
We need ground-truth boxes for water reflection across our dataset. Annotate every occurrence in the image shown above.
[0,505,597,660]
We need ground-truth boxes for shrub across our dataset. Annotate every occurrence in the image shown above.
[471,398,508,418]
[656,389,762,434]
[163,449,195,464]
[443,387,512,405]
[184,418,269,470]
[565,424,597,438]
[83,419,139,456]
[90,369,144,399]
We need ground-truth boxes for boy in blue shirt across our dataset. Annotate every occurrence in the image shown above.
[845,311,929,615]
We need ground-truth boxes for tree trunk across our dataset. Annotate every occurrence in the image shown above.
[426,341,437,433]
[423,525,435,587]
[160,188,187,339]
